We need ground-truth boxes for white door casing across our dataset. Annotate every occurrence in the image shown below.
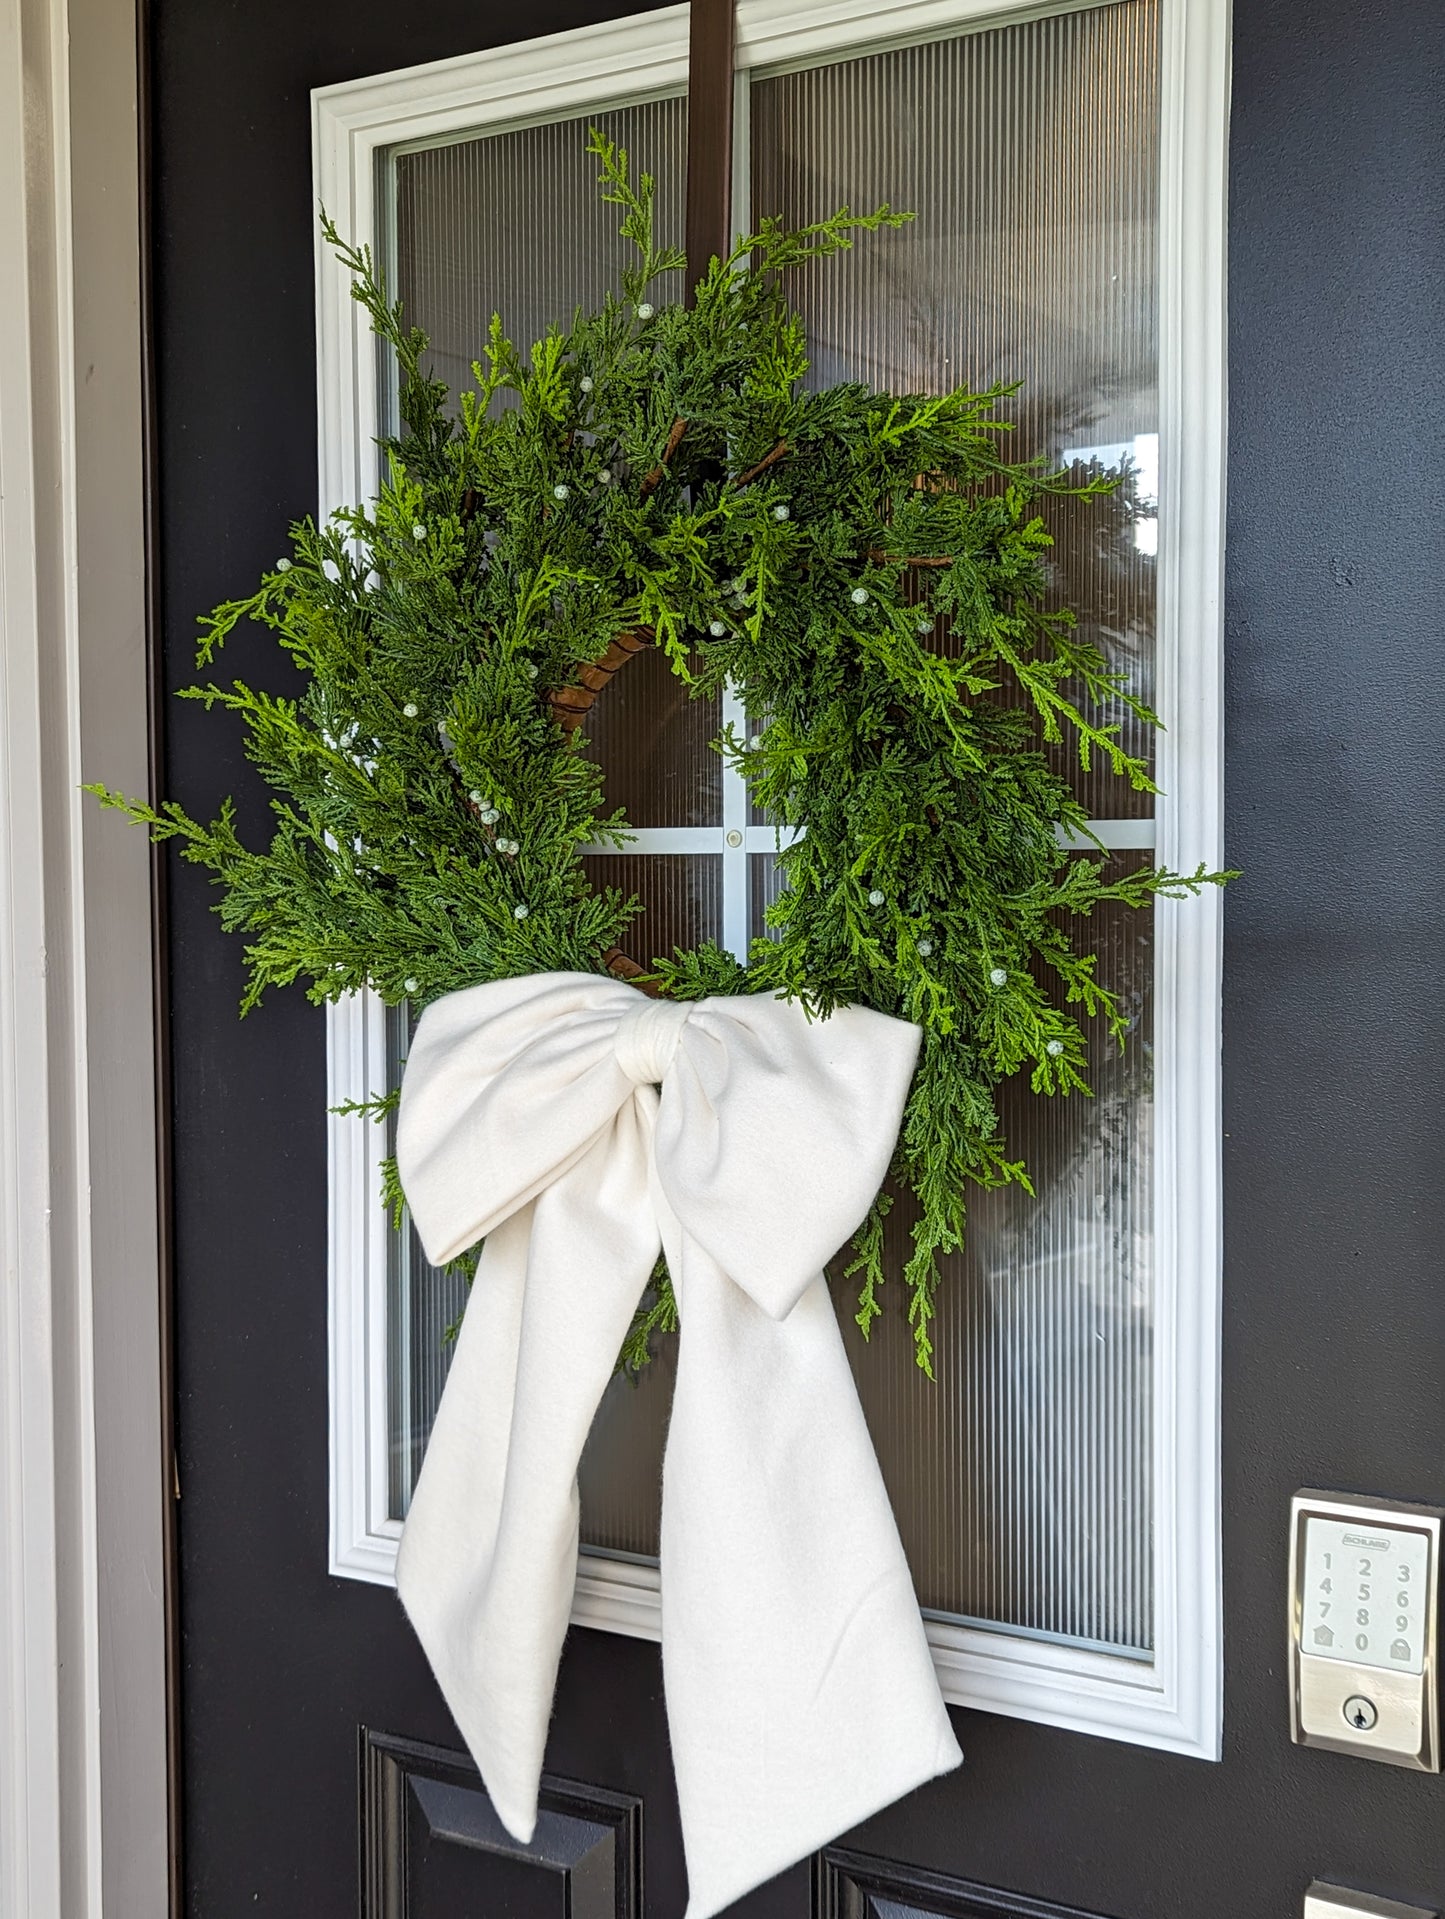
[0,0,169,1912]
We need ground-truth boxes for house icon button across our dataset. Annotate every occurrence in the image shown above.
[1313,1624,1335,1648]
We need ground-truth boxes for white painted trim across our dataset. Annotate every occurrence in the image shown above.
[582,820,1158,856]
[316,0,1230,1762]
[1064,819,1157,850]
[584,826,733,855]
[720,683,751,959]
[1148,0,1231,1765]
[0,0,168,1911]
[734,0,1099,68]
[328,989,407,1582]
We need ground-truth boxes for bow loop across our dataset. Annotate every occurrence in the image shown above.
[653,997,921,1322]
[397,972,660,1266]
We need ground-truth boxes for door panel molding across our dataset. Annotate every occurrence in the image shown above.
[319,0,1229,1760]
[815,1846,1112,1919]
[359,1728,642,1918]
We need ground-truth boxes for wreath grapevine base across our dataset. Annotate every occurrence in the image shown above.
[93,134,1230,1373]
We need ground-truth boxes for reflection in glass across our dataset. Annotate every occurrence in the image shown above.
[577,7,1163,1653]
[392,98,686,407]
[580,643,722,829]
[750,851,786,943]
[749,0,1160,815]
[383,97,694,1526]
[579,854,723,972]
[385,1003,469,1518]
[578,1343,678,1561]
[843,870,1154,1649]
[382,8,1163,1656]
[582,870,1155,1652]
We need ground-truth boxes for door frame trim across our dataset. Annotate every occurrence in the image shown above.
[317,0,1229,1762]
[0,0,171,1912]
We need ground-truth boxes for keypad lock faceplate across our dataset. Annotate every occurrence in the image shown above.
[1290,1491,1442,1771]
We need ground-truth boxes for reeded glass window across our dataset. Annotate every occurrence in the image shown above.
[381,95,697,1518]
[382,0,1161,1656]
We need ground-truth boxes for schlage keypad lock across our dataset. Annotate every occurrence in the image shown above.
[1290,1491,1442,1771]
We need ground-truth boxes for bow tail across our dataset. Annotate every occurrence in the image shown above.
[396,1104,661,1844]
[658,1224,963,1919]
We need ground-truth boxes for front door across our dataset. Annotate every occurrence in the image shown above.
[153,0,1445,1914]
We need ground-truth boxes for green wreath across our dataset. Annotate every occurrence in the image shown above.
[93,134,1229,1373]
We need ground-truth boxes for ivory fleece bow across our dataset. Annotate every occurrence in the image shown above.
[394,972,961,1918]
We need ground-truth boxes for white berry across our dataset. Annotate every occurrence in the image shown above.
[526,662,539,679]
[917,939,933,957]
[1046,1039,1065,1057]
[868,888,885,906]
[709,620,727,637]
[579,375,594,393]
[597,468,612,485]
[850,586,869,605]
[772,504,790,521]
[404,977,418,994]
[513,903,529,919]
[916,617,933,633]
[411,523,426,541]
[469,789,483,804]
[553,484,570,501]
[402,702,419,719]
[275,557,292,572]
[989,966,1008,986]
[636,302,654,320]
[481,808,500,825]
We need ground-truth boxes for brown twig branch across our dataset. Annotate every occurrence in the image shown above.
[556,627,665,984]
[638,416,688,500]
[547,626,654,734]
[601,946,664,996]
[732,440,788,488]
[867,550,955,569]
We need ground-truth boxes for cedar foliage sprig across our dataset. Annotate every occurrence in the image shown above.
[90,132,1232,1374]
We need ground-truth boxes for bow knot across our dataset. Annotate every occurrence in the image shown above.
[393,972,960,1919]
[613,993,689,1085]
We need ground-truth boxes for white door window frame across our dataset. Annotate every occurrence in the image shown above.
[316,0,1229,1761]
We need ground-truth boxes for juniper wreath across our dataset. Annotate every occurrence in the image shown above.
[93,133,1230,1374]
